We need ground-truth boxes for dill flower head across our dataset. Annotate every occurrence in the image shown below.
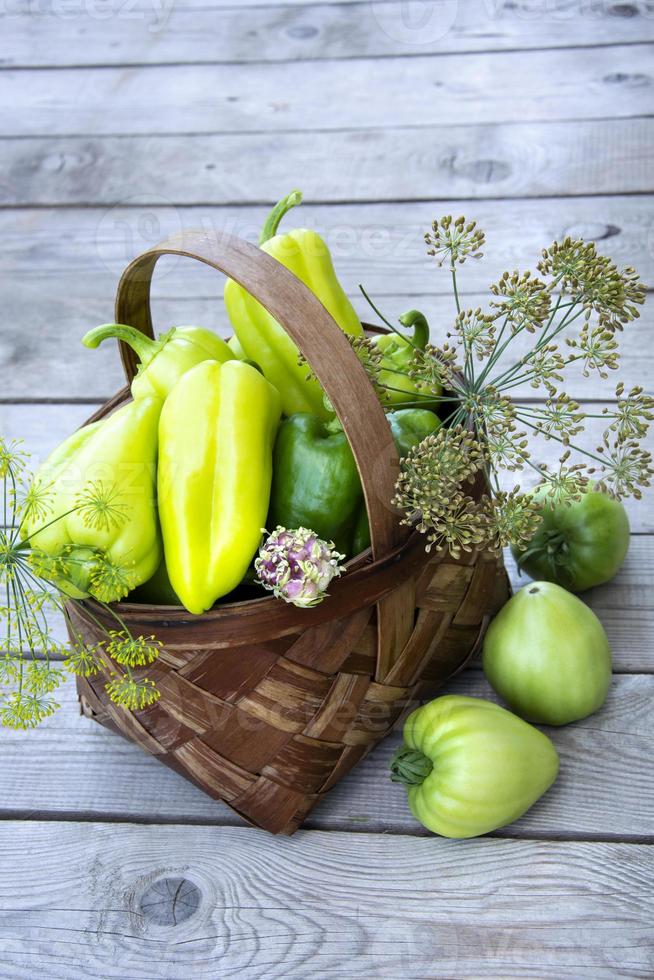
[105,673,160,712]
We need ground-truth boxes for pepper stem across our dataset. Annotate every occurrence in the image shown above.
[260,190,303,244]
[398,310,430,350]
[82,324,161,367]
[390,746,433,786]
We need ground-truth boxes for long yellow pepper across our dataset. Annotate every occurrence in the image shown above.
[224,191,363,418]
[158,360,281,614]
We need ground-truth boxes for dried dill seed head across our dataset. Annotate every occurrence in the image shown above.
[484,428,529,472]
[490,270,551,331]
[535,452,590,505]
[409,343,461,394]
[425,215,485,267]
[525,345,566,391]
[389,214,650,559]
[480,489,543,554]
[451,309,496,360]
[536,394,585,444]
[350,335,384,391]
[395,426,483,504]
[604,385,654,442]
[415,495,488,559]
[538,238,645,329]
[596,435,653,500]
[566,324,619,378]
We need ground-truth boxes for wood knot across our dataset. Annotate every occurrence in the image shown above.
[139,877,201,926]
[563,222,621,242]
[288,24,319,39]
[450,158,512,185]
[608,3,639,15]
[603,71,650,87]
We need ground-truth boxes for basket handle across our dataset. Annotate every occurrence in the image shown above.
[114,229,407,560]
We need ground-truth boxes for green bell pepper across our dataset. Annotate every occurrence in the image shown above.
[268,414,362,556]
[372,309,439,407]
[83,323,233,400]
[224,190,364,418]
[391,695,559,838]
[268,408,441,557]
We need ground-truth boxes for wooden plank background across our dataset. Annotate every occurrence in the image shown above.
[1,1,653,976]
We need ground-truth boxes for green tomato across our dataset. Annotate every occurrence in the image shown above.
[511,488,630,593]
[390,695,559,838]
[483,582,612,726]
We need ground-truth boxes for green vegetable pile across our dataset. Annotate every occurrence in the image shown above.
[20,191,444,618]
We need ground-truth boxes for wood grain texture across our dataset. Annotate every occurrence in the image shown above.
[4,118,653,206]
[1,197,651,301]
[0,821,653,979]
[1,45,652,137]
[2,670,653,840]
[3,0,653,68]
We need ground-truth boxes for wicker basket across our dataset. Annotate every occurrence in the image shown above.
[69,230,510,835]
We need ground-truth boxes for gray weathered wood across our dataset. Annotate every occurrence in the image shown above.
[2,45,652,137]
[2,671,653,841]
[3,0,653,68]
[1,198,651,302]
[0,821,652,979]
[4,118,653,206]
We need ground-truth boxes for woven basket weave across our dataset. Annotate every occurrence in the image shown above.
[69,230,510,835]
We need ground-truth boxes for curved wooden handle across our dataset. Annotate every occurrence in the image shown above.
[114,229,407,559]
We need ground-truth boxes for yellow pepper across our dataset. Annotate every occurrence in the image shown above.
[158,359,281,614]
[22,397,162,602]
[224,190,363,418]
[82,323,233,400]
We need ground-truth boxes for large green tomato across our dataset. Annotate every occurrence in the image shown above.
[511,488,630,592]
[390,695,559,838]
[483,582,612,726]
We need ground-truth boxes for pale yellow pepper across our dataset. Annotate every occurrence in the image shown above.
[158,360,281,614]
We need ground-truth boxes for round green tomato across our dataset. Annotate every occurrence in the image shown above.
[391,695,559,838]
[483,582,612,726]
[512,488,629,593]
